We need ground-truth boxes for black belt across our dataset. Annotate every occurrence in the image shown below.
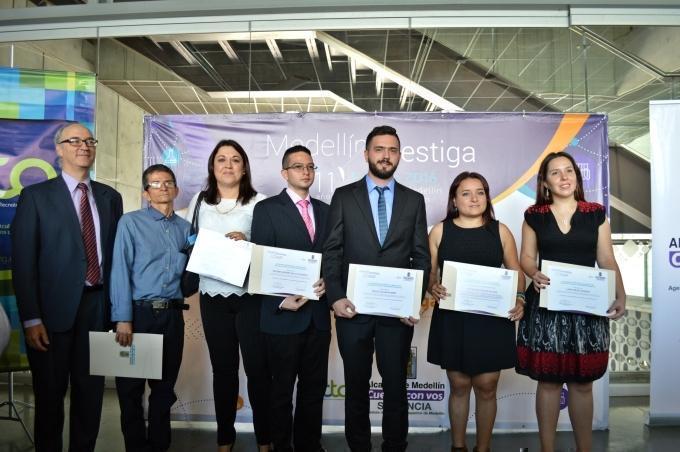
[83,284,103,293]
[134,298,189,310]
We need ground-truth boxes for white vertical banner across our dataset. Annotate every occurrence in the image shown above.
[649,100,680,425]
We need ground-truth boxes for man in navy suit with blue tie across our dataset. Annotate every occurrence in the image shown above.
[11,123,123,451]
[323,126,430,452]
[251,145,330,452]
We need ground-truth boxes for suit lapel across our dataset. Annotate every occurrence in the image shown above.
[53,176,85,255]
[383,182,406,246]
[351,180,381,248]
[278,190,313,244]
[311,198,326,246]
[91,181,111,261]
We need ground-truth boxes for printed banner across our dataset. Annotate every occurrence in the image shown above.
[144,112,610,429]
[0,67,96,369]
[0,67,96,131]
[0,119,66,369]
[649,100,680,425]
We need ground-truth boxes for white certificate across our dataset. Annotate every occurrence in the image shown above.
[186,228,253,287]
[248,245,322,300]
[439,261,518,317]
[346,264,423,319]
[539,260,615,316]
[89,332,163,379]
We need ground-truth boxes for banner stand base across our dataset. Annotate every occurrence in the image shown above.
[646,412,680,427]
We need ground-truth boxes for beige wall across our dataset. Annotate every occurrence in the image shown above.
[95,84,146,212]
[0,39,148,212]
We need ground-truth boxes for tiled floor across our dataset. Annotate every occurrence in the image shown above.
[1,385,679,452]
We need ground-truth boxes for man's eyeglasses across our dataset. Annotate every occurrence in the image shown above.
[58,137,99,148]
[145,181,177,189]
[284,164,318,172]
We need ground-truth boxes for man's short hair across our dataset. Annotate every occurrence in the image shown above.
[366,125,400,149]
[142,164,176,189]
[54,122,92,147]
[282,145,312,168]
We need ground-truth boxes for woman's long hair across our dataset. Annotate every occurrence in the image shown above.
[443,171,495,225]
[204,139,257,205]
[535,151,585,205]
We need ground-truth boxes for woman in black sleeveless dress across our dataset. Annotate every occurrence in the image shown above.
[427,172,526,452]
[516,152,626,452]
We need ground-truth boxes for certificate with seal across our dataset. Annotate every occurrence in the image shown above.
[539,260,615,316]
[346,264,424,319]
[248,245,322,300]
[186,228,253,287]
[439,261,518,317]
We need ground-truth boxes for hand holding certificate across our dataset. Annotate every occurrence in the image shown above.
[439,261,518,318]
[346,264,423,319]
[248,245,322,300]
[539,260,615,316]
[186,228,253,287]
[89,332,163,379]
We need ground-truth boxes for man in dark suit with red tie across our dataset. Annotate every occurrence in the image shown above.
[322,125,430,452]
[251,145,330,452]
[11,122,123,451]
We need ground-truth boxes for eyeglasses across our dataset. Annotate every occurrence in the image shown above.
[284,164,318,172]
[58,137,99,148]
[145,181,177,189]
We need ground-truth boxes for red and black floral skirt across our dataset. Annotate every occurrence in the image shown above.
[516,284,610,383]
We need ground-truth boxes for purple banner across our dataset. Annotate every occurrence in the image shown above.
[144,112,610,426]
[144,112,608,226]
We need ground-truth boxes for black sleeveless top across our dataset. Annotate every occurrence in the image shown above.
[427,219,517,374]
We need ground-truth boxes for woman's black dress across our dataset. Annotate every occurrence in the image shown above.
[427,219,517,375]
[516,201,609,383]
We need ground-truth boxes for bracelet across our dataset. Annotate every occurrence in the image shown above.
[516,291,526,304]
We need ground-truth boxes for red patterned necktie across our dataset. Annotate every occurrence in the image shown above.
[297,199,315,242]
[77,183,101,285]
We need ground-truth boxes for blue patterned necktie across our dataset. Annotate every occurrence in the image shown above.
[376,186,388,245]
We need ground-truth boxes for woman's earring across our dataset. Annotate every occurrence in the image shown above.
[544,187,550,198]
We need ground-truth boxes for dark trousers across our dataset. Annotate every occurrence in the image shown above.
[266,325,331,452]
[115,303,184,452]
[336,316,414,452]
[26,289,106,452]
[200,292,270,446]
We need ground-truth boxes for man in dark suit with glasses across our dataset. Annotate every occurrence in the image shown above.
[11,122,123,451]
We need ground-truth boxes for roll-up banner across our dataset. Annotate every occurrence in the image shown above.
[0,67,96,370]
[0,119,66,369]
[649,100,680,426]
[144,112,610,429]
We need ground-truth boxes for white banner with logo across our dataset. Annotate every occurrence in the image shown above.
[649,100,680,425]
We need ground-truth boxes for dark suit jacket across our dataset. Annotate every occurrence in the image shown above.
[251,189,330,335]
[11,175,123,333]
[322,177,430,321]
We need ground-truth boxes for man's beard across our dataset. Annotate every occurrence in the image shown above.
[368,159,398,180]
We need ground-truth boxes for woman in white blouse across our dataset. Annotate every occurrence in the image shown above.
[186,139,268,452]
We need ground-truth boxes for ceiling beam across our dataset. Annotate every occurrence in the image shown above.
[315,31,464,111]
[3,2,680,42]
[208,89,365,112]
[218,40,240,63]
[610,195,651,228]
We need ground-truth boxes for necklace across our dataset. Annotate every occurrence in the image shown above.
[551,206,575,229]
[215,199,238,215]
